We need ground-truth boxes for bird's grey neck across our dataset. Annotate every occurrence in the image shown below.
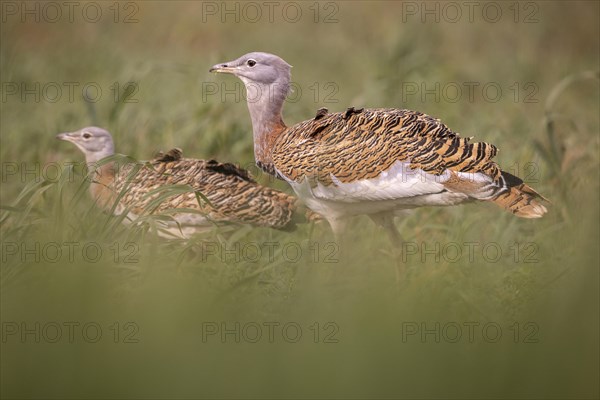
[244,79,288,171]
[85,150,112,165]
[84,151,116,182]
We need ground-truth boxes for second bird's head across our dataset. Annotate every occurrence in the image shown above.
[210,52,292,86]
[57,126,114,163]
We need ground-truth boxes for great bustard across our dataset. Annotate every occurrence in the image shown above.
[209,52,548,241]
[57,126,310,236]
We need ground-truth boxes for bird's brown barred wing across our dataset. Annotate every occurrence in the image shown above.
[272,108,501,184]
[112,157,299,229]
[271,107,547,217]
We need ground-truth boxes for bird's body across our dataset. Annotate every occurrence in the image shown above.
[57,128,307,237]
[210,52,548,236]
[114,153,298,231]
[271,107,544,221]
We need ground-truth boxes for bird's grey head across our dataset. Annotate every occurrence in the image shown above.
[56,126,115,163]
[210,52,292,165]
[209,52,291,86]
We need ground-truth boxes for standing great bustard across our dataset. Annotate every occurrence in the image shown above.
[209,52,548,240]
[57,126,310,236]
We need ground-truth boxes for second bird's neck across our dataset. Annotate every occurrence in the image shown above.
[244,79,289,174]
[85,157,117,209]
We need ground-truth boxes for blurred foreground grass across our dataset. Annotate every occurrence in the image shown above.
[1,1,599,398]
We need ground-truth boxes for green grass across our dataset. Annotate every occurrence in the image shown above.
[1,2,599,399]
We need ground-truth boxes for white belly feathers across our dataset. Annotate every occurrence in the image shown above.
[278,161,490,219]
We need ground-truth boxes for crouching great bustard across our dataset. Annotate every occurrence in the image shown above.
[57,126,310,237]
[210,52,548,241]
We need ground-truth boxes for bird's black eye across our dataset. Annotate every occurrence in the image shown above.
[247,59,257,67]
[82,133,92,139]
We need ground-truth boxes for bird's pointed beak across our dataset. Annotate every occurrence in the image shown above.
[56,132,74,142]
[209,62,237,74]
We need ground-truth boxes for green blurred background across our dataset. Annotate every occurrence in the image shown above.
[1,1,598,398]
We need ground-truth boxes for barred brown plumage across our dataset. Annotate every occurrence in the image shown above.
[210,52,548,249]
[57,126,314,237]
[272,108,502,185]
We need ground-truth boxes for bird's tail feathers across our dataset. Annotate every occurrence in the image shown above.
[491,182,548,218]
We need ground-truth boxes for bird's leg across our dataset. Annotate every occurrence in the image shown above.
[328,217,348,247]
[369,212,405,282]
[325,217,350,278]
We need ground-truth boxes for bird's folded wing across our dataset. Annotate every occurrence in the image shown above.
[272,108,501,190]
